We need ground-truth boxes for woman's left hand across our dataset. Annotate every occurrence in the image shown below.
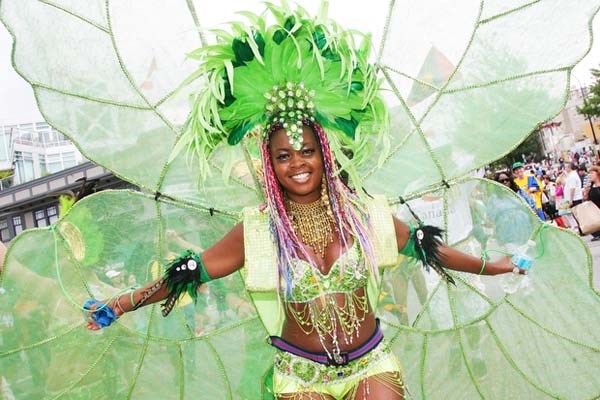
[489,256,527,275]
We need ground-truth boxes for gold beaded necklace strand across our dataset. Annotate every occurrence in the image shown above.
[286,196,335,258]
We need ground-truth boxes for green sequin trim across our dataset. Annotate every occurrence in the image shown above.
[285,242,368,302]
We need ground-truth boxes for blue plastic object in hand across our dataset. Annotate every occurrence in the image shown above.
[511,254,533,271]
[83,299,117,328]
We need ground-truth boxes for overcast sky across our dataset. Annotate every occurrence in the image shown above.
[1,6,600,126]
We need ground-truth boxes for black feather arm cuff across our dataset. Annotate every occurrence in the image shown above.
[161,250,212,317]
[400,224,456,285]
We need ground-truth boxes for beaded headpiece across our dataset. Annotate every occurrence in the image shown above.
[181,2,389,181]
[264,82,316,150]
[181,2,384,300]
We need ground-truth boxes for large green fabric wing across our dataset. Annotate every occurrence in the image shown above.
[380,178,600,399]
[0,0,262,213]
[1,1,600,399]
[361,0,600,199]
[0,190,274,399]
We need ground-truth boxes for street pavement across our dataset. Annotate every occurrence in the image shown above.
[582,234,600,290]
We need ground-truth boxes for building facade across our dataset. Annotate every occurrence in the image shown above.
[541,86,598,156]
[0,121,85,189]
[0,161,131,243]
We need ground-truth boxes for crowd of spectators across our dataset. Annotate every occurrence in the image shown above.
[490,147,600,239]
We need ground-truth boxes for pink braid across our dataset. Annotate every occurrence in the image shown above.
[260,120,379,295]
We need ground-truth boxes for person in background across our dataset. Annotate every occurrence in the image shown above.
[495,171,537,211]
[512,162,546,221]
[585,166,600,241]
[542,175,558,220]
[564,162,584,208]
[578,165,590,197]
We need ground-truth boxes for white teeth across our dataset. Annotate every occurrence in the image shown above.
[290,172,310,182]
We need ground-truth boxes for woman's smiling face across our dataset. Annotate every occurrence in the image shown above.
[269,125,324,204]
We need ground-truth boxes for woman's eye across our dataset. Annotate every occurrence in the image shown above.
[276,154,290,161]
[302,149,315,156]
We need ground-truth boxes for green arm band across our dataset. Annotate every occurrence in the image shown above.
[160,250,213,317]
[399,223,420,259]
[195,252,214,283]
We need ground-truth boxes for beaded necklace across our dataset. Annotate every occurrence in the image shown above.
[286,197,335,258]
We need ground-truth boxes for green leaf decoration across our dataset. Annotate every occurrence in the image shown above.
[272,29,286,44]
[334,116,358,139]
[227,120,255,145]
[232,38,255,65]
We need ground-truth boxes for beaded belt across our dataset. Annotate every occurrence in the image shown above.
[269,320,384,366]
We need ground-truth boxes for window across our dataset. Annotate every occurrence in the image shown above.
[48,206,58,224]
[39,158,48,175]
[62,151,76,168]
[46,153,62,173]
[35,205,58,227]
[40,130,53,145]
[0,132,9,162]
[35,209,47,227]
[0,219,9,242]
[14,151,35,184]
[12,216,23,235]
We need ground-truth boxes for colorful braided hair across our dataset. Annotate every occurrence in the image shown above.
[260,119,379,297]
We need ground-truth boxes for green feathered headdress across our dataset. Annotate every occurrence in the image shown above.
[178,1,390,181]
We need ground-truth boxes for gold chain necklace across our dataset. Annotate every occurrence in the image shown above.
[286,198,335,257]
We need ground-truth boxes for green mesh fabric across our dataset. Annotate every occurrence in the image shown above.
[1,1,600,399]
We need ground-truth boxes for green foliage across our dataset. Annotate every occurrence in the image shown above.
[577,67,600,118]
[490,129,544,170]
[0,169,13,180]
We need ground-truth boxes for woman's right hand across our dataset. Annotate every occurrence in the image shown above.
[84,299,121,331]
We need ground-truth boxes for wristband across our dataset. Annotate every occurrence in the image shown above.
[83,299,117,328]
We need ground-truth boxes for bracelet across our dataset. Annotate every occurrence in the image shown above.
[130,291,136,308]
[114,295,126,315]
[478,251,487,275]
[83,299,117,328]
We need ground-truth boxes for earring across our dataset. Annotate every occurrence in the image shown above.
[321,175,333,218]
[321,175,328,204]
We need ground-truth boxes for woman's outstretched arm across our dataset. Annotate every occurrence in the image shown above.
[392,216,518,276]
[86,223,245,330]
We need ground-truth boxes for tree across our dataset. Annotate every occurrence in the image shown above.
[577,67,600,118]
[489,128,544,171]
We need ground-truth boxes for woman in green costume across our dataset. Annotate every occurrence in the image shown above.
[86,120,520,399]
[0,1,597,398]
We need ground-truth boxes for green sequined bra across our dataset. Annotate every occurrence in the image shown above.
[285,242,368,303]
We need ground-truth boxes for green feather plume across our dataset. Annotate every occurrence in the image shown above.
[178,1,390,184]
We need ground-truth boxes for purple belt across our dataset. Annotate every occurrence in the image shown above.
[269,320,384,366]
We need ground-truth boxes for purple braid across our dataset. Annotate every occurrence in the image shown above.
[260,123,312,296]
[310,121,378,278]
[260,120,379,296]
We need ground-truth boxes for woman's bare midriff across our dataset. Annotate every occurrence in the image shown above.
[280,286,378,353]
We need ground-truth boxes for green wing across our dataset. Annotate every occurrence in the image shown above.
[378,178,600,399]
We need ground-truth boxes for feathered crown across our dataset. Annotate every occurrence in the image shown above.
[180,1,389,182]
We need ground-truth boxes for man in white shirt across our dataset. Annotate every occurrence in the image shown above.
[564,162,583,207]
